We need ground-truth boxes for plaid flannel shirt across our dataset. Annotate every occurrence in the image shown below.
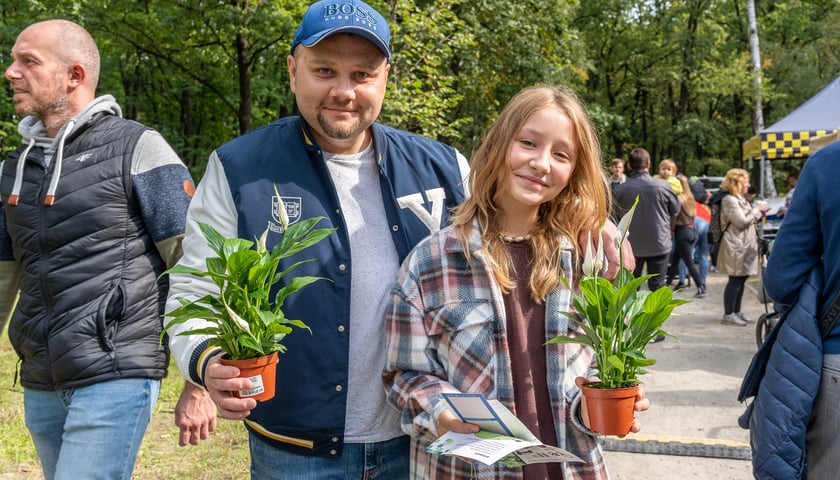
[383,224,609,479]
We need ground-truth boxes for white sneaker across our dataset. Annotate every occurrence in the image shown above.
[736,312,754,323]
[721,313,746,326]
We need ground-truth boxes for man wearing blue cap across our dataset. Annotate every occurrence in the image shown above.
[165,1,470,477]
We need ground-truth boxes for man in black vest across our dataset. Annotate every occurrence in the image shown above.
[0,19,216,479]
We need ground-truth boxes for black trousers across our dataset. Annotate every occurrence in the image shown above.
[724,275,749,314]
[668,225,703,287]
[633,253,670,291]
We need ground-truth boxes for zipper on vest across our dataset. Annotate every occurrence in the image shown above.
[36,164,56,383]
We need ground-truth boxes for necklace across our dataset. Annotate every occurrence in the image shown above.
[500,233,532,243]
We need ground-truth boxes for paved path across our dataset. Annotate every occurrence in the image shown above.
[602,270,768,479]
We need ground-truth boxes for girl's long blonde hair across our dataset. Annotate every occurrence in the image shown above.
[451,85,609,301]
[676,174,696,217]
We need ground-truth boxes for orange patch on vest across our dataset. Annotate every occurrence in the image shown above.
[183,180,195,198]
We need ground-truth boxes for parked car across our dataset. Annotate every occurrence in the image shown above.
[697,175,724,193]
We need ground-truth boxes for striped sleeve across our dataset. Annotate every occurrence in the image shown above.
[166,152,238,386]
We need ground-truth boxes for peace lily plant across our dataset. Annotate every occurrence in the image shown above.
[547,197,687,389]
[162,189,336,361]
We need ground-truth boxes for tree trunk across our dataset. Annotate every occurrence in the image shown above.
[236,32,253,134]
[747,0,776,197]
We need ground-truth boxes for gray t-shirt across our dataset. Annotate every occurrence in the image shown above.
[324,143,403,443]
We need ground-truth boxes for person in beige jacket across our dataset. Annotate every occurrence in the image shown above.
[716,168,769,326]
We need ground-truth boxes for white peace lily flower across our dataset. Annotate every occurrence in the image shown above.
[582,230,603,277]
[224,302,251,333]
[274,185,289,229]
[582,231,594,277]
[616,196,639,249]
[278,201,289,229]
[257,225,269,254]
[594,227,605,275]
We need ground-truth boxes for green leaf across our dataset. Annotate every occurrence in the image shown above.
[162,264,209,276]
[606,354,626,374]
[162,208,334,360]
[226,248,260,278]
[273,219,336,259]
[274,276,329,307]
[545,333,595,349]
[175,327,220,337]
[198,222,228,257]
[283,319,311,332]
[271,259,315,285]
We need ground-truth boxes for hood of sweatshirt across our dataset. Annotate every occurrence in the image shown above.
[6,95,123,206]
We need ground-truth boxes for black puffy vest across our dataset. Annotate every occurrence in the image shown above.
[1,113,169,390]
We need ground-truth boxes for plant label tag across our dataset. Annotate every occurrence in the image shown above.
[239,374,266,397]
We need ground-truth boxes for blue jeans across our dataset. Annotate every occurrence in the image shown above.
[24,378,160,480]
[807,354,840,479]
[679,217,710,285]
[249,434,410,479]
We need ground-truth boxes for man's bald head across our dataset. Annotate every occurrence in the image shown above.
[30,19,101,89]
[7,19,100,135]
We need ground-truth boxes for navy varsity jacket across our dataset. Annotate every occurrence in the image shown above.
[168,116,468,457]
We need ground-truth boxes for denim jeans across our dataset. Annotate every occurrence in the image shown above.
[807,354,840,479]
[24,378,160,480]
[679,217,710,285]
[249,434,410,479]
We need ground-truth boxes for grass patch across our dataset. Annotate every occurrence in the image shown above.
[0,325,249,479]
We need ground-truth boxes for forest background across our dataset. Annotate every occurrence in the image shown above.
[1,1,839,190]
[0,0,839,477]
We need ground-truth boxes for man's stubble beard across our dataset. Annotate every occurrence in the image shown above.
[316,112,367,141]
[19,91,70,132]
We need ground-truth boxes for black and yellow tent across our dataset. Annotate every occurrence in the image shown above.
[743,76,840,161]
[742,76,840,195]
[809,130,840,155]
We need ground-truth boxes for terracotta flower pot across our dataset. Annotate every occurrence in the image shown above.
[580,382,639,435]
[219,351,279,402]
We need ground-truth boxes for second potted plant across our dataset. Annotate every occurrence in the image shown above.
[547,198,687,434]
[162,195,336,401]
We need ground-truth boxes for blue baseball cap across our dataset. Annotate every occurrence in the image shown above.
[291,0,391,60]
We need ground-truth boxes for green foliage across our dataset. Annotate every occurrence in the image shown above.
[546,198,687,389]
[85,0,300,171]
[1,0,840,174]
[758,1,840,126]
[548,269,686,389]
[383,0,472,144]
[163,218,336,361]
